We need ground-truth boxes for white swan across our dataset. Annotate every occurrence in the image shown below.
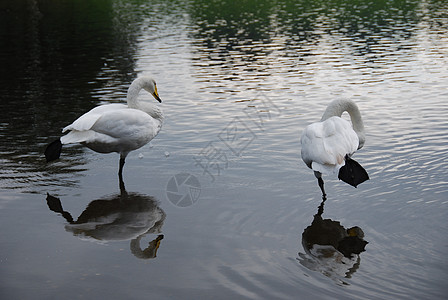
[300,99,369,199]
[45,76,164,178]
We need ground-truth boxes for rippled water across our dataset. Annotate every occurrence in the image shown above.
[1,0,447,299]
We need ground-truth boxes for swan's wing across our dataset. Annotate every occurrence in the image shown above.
[62,104,127,133]
[60,107,162,151]
[301,117,358,174]
[321,117,359,160]
[301,123,339,174]
[91,109,161,141]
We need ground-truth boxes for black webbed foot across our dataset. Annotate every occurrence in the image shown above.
[338,156,369,187]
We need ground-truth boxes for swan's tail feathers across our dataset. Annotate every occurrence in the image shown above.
[338,156,369,187]
[60,130,93,144]
[45,139,62,162]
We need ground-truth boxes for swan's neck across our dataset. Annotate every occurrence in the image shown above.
[126,79,163,122]
[127,78,145,108]
[321,99,365,149]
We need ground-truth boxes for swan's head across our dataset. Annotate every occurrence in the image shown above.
[357,132,365,150]
[141,77,162,103]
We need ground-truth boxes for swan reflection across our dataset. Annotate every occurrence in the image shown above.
[298,200,368,283]
[46,179,165,259]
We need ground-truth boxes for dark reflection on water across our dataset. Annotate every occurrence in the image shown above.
[0,0,139,191]
[298,199,368,285]
[46,178,165,260]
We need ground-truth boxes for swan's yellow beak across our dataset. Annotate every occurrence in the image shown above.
[153,85,162,103]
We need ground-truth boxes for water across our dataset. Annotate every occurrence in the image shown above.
[1,0,447,299]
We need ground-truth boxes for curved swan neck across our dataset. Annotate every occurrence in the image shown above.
[126,78,145,108]
[321,99,365,148]
[126,78,163,121]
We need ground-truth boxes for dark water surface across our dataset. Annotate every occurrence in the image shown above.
[1,0,447,299]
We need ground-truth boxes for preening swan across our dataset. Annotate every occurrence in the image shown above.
[45,76,163,178]
[300,99,369,199]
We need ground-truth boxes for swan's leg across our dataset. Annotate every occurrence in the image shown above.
[314,171,327,201]
[118,155,126,179]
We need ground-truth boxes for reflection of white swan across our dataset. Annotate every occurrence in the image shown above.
[298,244,360,283]
[298,199,368,283]
[131,234,164,259]
[46,185,166,259]
[45,76,163,177]
[63,193,165,242]
[46,191,165,242]
[300,99,369,198]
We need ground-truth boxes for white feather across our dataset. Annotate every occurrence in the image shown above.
[301,116,358,175]
[300,99,365,175]
[62,104,127,133]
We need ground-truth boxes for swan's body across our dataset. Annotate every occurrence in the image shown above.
[300,99,368,198]
[45,76,163,178]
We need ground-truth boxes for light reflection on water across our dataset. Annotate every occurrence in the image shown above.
[1,0,447,299]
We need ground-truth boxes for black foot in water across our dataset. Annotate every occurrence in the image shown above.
[44,139,62,162]
[338,156,369,188]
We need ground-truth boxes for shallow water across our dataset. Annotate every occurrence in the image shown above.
[1,0,447,299]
